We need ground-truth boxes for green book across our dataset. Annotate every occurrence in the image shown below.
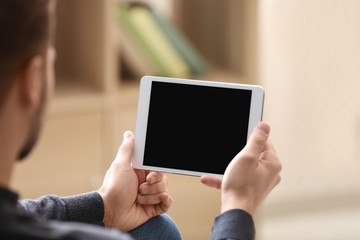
[118,5,161,75]
[120,19,156,77]
[148,8,208,76]
[118,4,190,78]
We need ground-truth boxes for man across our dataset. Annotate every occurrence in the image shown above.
[0,0,282,239]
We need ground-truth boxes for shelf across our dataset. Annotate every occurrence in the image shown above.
[55,79,103,97]
[117,67,249,87]
[49,79,105,117]
[198,67,249,83]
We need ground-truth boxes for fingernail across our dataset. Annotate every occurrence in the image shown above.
[257,123,270,134]
[124,131,132,139]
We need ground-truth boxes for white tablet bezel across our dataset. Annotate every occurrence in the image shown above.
[132,76,264,177]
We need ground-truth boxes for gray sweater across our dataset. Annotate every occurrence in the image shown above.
[0,187,255,239]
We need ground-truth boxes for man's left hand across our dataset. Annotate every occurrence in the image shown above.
[98,131,172,231]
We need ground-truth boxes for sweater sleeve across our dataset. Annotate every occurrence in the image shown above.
[210,209,255,240]
[17,191,105,225]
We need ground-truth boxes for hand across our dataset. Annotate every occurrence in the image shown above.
[98,131,173,231]
[200,122,282,216]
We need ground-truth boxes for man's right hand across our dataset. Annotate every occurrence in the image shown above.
[200,122,282,216]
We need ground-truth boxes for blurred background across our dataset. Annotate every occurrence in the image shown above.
[11,0,360,239]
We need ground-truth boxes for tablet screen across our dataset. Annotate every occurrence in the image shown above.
[143,81,252,175]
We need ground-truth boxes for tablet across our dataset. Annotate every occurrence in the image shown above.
[132,76,264,177]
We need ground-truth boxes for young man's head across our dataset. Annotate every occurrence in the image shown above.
[0,0,56,162]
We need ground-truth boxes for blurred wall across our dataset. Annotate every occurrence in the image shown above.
[257,0,360,239]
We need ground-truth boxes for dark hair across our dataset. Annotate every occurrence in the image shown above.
[0,0,51,108]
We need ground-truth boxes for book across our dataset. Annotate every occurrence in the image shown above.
[148,8,208,76]
[118,5,161,76]
[119,24,155,77]
[118,4,190,78]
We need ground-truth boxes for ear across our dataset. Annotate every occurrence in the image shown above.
[18,56,44,106]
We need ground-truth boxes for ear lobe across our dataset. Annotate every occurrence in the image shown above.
[19,56,44,106]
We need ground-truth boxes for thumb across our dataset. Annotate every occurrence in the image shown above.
[244,122,270,156]
[200,175,222,190]
[114,131,134,165]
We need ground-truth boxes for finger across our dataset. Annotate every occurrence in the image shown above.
[276,174,282,185]
[133,168,148,184]
[155,193,173,214]
[259,141,282,173]
[243,122,270,157]
[139,179,168,195]
[114,131,134,165]
[138,193,173,215]
[137,192,169,205]
[262,139,277,155]
[146,171,165,185]
[200,175,222,190]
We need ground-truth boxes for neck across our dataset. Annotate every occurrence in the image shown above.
[0,80,33,190]
[0,135,17,188]
[0,87,26,189]
[0,112,19,188]
[0,163,14,189]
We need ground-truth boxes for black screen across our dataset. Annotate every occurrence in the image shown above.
[143,81,252,175]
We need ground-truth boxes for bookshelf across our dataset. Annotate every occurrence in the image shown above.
[173,0,258,85]
[11,0,258,239]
